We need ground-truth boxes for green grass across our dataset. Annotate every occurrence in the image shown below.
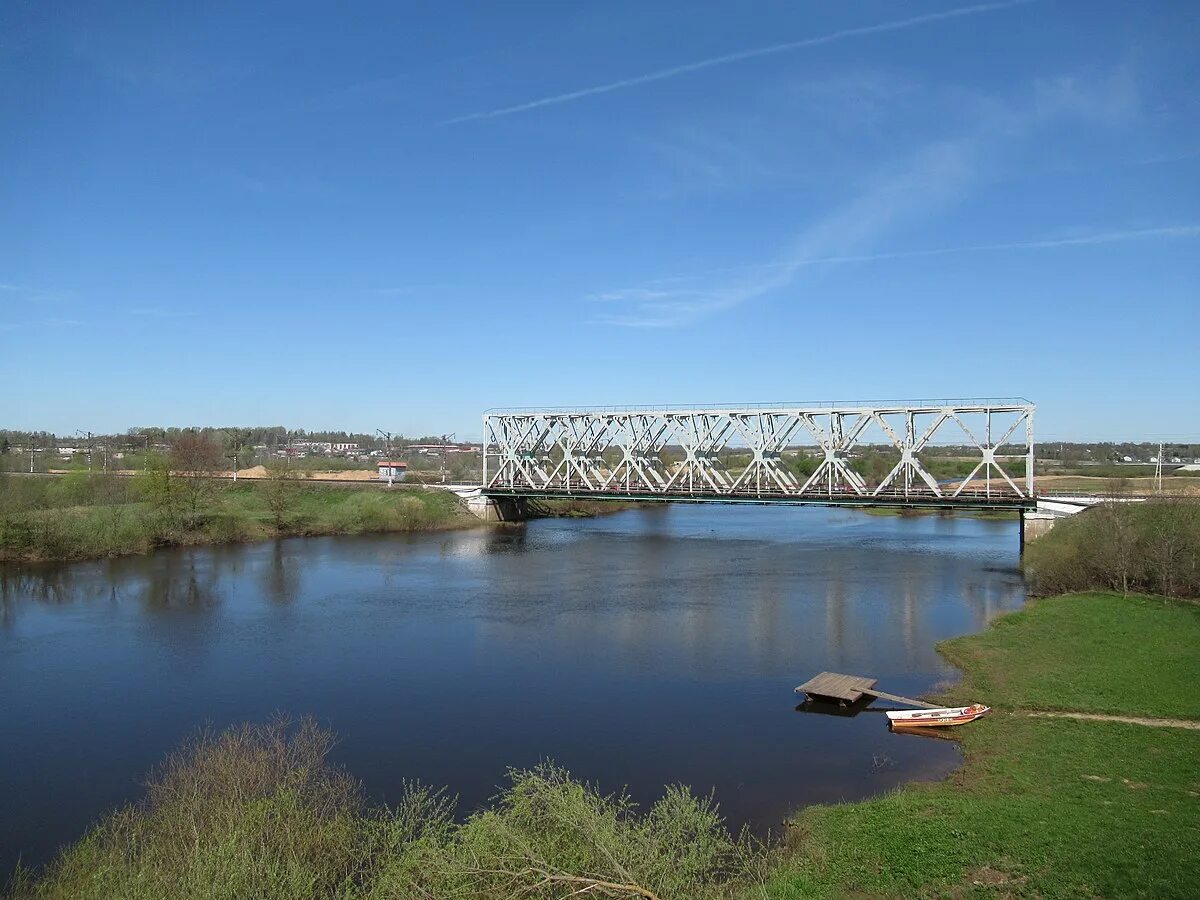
[766,592,1200,899]
[938,592,1200,719]
[0,478,476,563]
[220,480,469,535]
[770,716,1199,899]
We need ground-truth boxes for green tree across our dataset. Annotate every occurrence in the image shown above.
[170,433,224,525]
[262,466,298,531]
[135,452,176,518]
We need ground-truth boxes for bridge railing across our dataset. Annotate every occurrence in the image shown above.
[482,401,1036,505]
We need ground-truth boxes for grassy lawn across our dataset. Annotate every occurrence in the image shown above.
[767,592,1200,899]
[939,592,1200,719]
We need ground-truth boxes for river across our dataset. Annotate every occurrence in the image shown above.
[0,504,1025,879]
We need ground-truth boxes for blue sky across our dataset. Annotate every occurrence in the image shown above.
[2,1,1197,441]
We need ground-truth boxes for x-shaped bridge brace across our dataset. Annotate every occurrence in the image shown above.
[483,403,1035,502]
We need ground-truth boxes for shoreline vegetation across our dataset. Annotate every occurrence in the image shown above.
[8,501,1199,898]
[526,497,656,518]
[858,505,1018,519]
[1023,498,1200,598]
[0,471,479,564]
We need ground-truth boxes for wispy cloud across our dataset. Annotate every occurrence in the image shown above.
[590,70,1158,328]
[440,0,1035,125]
[633,226,1200,286]
[593,139,977,327]
[594,224,1199,328]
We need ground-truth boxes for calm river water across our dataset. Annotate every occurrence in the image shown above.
[0,504,1025,878]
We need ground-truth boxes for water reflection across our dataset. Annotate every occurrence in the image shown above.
[0,504,1024,879]
[262,542,300,606]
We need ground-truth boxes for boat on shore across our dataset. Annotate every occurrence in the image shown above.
[886,704,990,728]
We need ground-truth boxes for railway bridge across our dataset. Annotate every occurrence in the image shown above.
[473,399,1039,522]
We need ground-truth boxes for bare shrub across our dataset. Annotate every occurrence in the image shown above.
[1024,499,1200,598]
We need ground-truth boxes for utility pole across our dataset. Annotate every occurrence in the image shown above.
[441,433,455,484]
[1155,441,1164,494]
[76,430,94,473]
[376,429,393,457]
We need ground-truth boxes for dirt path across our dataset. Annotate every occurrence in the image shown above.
[1025,710,1200,730]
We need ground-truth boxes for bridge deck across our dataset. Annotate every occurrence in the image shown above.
[483,486,1035,511]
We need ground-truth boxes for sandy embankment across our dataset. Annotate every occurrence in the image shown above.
[50,465,380,481]
[233,465,376,481]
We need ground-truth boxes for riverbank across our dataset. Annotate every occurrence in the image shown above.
[0,472,669,563]
[0,476,481,563]
[766,591,1200,898]
[858,506,1018,520]
[526,497,656,518]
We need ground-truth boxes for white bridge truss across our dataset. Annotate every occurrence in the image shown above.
[483,400,1035,507]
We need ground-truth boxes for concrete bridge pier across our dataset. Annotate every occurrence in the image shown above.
[1022,510,1058,546]
[1019,509,1057,555]
[464,493,528,523]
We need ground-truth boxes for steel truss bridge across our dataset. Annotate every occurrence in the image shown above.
[482,400,1037,511]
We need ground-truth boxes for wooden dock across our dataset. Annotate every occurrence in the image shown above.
[795,671,939,709]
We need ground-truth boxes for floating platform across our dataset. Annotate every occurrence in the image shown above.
[794,671,939,709]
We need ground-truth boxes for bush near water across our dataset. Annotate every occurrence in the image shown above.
[7,718,767,900]
[1023,499,1200,598]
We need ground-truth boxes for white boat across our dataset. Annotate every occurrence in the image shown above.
[885,704,990,728]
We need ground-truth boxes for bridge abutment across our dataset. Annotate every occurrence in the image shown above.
[465,494,529,523]
[1021,510,1058,550]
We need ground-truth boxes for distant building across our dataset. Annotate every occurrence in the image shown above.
[377,461,407,482]
[408,443,475,454]
[333,442,359,453]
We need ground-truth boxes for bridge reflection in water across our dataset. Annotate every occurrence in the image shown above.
[482,400,1036,513]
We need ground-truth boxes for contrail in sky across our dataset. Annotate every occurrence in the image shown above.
[641,225,1200,284]
[593,224,1199,327]
[441,0,1036,125]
